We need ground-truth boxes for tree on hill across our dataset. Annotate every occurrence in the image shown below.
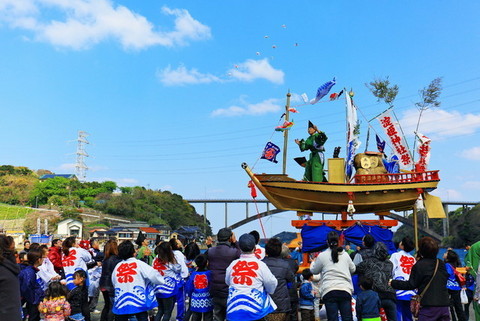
[0,170,38,205]
[393,204,480,247]
[29,177,118,206]
[93,187,212,234]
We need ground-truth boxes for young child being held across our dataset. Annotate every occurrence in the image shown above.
[299,268,315,321]
[185,254,213,321]
[39,281,71,321]
[67,270,90,321]
[356,277,381,321]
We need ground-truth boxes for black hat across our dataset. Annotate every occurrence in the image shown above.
[294,157,307,166]
[308,120,315,129]
[238,233,256,253]
[217,228,233,242]
[135,231,146,246]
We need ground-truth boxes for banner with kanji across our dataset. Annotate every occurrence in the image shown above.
[414,132,431,172]
[376,109,412,168]
[261,142,280,163]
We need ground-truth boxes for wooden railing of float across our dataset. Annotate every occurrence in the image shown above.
[353,170,440,184]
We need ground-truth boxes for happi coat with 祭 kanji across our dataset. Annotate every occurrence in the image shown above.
[298,131,328,182]
[62,247,93,290]
[112,257,165,315]
[225,253,278,321]
[152,257,182,298]
[185,270,213,313]
[254,245,266,260]
[389,250,416,300]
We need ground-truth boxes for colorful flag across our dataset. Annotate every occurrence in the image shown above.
[261,142,281,163]
[414,132,431,172]
[345,93,361,179]
[310,78,336,104]
[376,109,412,168]
[376,134,386,153]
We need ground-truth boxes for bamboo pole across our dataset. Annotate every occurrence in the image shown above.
[282,92,291,175]
[413,205,419,251]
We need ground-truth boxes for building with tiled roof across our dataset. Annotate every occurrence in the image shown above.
[39,174,77,180]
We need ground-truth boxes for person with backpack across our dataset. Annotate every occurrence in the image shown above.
[356,242,397,321]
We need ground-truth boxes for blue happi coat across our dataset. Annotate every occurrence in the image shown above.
[112,257,165,315]
[225,253,277,321]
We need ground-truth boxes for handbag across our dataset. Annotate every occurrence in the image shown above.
[460,288,469,305]
[410,259,439,318]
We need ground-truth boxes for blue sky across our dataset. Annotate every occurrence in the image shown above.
[0,1,479,237]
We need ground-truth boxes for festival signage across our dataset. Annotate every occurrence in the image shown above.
[414,132,431,172]
[377,109,412,168]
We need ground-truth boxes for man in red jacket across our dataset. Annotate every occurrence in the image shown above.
[48,238,63,275]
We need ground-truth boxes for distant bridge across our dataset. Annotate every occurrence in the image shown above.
[186,199,479,241]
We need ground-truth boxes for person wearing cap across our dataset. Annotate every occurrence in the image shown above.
[225,233,278,321]
[136,231,154,265]
[249,230,265,260]
[206,228,241,321]
[295,120,328,182]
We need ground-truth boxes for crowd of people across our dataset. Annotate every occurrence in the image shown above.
[0,229,480,321]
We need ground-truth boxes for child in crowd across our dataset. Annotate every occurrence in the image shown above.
[185,254,213,321]
[299,269,315,321]
[39,281,71,321]
[356,277,381,321]
[19,249,45,321]
[88,253,103,313]
[67,270,90,321]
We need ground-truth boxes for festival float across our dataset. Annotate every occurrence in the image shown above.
[242,78,446,256]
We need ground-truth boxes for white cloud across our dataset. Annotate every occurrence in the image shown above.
[157,58,284,86]
[0,1,211,50]
[432,188,462,201]
[56,163,108,172]
[399,108,480,140]
[57,163,76,172]
[463,181,480,189]
[228,58,284,84]
[211,98,281,117]
[460,146,480,160]
[157,65,221,86]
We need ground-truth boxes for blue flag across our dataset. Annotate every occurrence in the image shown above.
[310,78,336,104]
[261,142,280,163]
[376,134,386,153]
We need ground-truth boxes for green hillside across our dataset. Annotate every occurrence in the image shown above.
[0,165,212,235]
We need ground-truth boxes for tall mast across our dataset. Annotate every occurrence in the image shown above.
[282,92,291,174]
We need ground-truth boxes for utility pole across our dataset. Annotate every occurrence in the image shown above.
[75,131,89,182]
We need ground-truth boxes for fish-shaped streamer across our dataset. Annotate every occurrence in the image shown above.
[288,108,299,113]
[310,78,336,104]
[275,120,294,131]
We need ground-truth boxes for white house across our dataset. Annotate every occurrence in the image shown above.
[57,218,83,237]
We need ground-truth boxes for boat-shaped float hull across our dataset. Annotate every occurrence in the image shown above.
[242,163,439,214]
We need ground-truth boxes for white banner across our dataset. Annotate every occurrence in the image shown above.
[414,132,431,172]
[345,93,360,178]
[377,109,412,168]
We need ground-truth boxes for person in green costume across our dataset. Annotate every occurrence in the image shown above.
[466,241,480,321]
[135,231,154,265]
[295,120,328,182]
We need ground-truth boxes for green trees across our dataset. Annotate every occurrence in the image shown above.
[0,165,212,234]
[93,187,211,233]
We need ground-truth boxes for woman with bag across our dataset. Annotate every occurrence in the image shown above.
[390,237,450,321]
[444,250,467,321]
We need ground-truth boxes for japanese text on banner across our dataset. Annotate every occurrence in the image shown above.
[377,110,412,168]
